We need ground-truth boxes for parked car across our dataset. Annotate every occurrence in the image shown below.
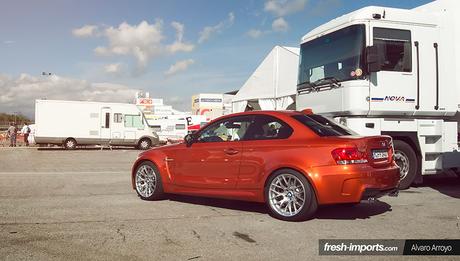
[131,110,399,221]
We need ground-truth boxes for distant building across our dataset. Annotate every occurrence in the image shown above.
[192,93,234,120]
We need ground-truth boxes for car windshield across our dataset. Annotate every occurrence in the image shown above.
[292,114,355,137]
[298,24,366,88]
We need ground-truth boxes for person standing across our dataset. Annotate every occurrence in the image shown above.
[21,122,31,146]
[7,122,17,147]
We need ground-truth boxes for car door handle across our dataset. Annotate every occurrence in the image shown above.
[224,148,239,155]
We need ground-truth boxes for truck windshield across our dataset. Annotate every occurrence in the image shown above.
[298,24,366,88]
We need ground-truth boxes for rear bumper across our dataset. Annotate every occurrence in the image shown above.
[307,163,400,205]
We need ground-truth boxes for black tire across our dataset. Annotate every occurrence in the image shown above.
[453,168,460,178]
[137,138,152,150]
[393,140,418,190]
[134,161,164,200]
[64,138,77,150]
[265,169,318,221]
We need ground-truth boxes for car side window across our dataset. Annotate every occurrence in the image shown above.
[197,116,252,143]
[244,115,293,140]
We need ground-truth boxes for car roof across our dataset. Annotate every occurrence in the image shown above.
[209,110,305,123]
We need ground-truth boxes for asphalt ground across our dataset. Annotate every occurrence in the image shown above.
[0,147,459,260]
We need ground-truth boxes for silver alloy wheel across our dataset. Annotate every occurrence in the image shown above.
[139,139,150,149]
[268,174,306,217]
[65,139,76,149]
[394,150,410,180]
[135,164,157,198]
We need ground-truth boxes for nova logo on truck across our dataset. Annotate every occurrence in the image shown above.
[371,96,415,103]
[384,96,405,102]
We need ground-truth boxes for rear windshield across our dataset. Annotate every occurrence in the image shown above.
[292,114,354,136]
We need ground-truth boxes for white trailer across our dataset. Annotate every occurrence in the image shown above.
[296,0,460,188]
[35,99,159,150]
[147,115,188,143]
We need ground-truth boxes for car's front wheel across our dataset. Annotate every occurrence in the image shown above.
[265,169,317,221]
[134,161,164,200]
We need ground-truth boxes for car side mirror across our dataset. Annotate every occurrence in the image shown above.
[184,134,195,147]
[366,45,381,73]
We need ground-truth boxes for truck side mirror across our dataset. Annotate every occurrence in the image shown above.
[184,134,195,147]
[366,45,381,73]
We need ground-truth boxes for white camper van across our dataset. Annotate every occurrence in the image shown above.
[34,99,159,150]
[296,0,460,188]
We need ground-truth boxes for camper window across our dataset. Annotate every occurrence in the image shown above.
[175,124,186,130]
[124,115,144,128]
[373,27,412,72]
[114,113,123,123]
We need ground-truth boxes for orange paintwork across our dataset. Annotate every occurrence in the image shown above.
[131,111,399,205]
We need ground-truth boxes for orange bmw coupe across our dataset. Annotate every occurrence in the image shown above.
[131,110,399,221]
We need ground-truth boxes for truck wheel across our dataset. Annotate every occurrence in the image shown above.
[134,161,164,200]
[265,169,317,221]
[64,138,77,150]
[393,140,417,189]
[138,138,151,150]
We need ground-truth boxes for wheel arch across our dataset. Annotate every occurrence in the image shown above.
[263,166,319,202]
[131,159,160,189]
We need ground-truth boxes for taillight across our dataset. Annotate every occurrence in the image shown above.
[331,147,368,165]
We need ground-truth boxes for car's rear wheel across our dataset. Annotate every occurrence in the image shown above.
[265,169,317,221]
[134,161,164,200]
[393,140,417,189]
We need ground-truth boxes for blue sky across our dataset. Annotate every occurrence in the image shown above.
[0,0,432,115]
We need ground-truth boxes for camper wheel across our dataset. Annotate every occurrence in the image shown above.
[138,138,152,150]
[64,138,77,150]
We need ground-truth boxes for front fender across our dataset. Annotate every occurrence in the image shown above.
[131,149,170,190]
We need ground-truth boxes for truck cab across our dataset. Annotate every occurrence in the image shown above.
[296,1,460,188]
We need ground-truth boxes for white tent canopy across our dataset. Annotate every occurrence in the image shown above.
[232,46,299,112]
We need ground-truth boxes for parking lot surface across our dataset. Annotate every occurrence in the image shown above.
[0,148,459,260]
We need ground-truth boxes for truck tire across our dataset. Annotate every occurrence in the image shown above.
[393,140,417,189]
[64,138,77,150]
[138,138,151,150]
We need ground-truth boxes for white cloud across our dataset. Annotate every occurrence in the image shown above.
[272,17,289,32]
[167,21,194,53]
[164,59,195,76]
[246,29,265,39]
[94,20,164,71]
[104,63,122,74]
[198,12,235,44]
[81,20,195,73]
[264,0,308,17]
[3,40,15,45]
[72,25,99,37]
[0,73,138,118]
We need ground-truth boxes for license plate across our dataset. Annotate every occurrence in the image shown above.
[372,150,388,160]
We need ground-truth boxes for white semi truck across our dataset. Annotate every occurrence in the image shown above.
[296,0,460,188]
[35,99,160,150]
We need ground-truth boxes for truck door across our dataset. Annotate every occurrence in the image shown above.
[411,26,440,115]
[369,25,416,115]
[100,107,111,141]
